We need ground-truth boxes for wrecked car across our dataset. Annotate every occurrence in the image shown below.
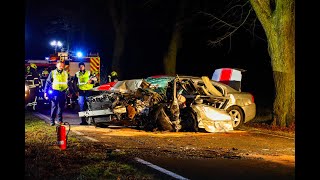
[78,79,149,127]
[78,75,235,133]
[144,75,234,133]
[172,75,256,130]
[144,68,256,130]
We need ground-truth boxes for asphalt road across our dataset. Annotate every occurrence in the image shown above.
[140,156,294,180]
[33,107,295,180]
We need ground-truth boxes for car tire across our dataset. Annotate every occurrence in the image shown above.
[226,106,244,130]
[181,108,198,132]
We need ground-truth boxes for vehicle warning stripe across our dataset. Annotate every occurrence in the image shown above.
[90,58,99,71]
[90,57,100,82]
[220,68,232,82]
[91,60,99,67]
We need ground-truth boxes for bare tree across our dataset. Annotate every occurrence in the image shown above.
[163,0,187,76]
[108,0,128,80]
[203,0,295,127]
[142,0,196,75]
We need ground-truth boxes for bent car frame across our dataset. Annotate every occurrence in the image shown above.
[78,68,256,132]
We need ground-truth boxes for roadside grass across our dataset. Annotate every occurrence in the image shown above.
[245,106,295,134]
[25,112,163,180]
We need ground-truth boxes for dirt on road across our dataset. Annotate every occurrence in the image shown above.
[70,124,295,167]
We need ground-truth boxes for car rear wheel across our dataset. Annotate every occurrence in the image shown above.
[226,106,244,130]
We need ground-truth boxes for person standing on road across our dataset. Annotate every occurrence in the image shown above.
[73,62,97,125]
[44,60,70,126]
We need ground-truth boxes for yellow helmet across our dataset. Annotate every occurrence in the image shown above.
[42,69,49,75]
[111,71,117,77]
[30,63,37,69]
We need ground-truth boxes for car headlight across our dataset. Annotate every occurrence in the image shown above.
[25,85,29,92]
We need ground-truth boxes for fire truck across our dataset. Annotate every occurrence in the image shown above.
[25,51,101,111]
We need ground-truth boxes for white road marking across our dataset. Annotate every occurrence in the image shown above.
[84,136,99,142]
[33,112,99,142]
[134,157,189,180]
[33,112,50,121]
[72,130,84,135]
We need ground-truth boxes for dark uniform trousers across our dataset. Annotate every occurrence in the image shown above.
[50,90,66,123]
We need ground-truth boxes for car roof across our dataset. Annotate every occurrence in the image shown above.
[179,76,238,92]
[146,75,239,92]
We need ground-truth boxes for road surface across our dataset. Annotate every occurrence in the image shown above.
[33,108,295,179]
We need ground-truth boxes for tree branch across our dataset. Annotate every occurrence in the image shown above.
[199,11,237,29]
[221,1,250,19]
[208,8,253,46]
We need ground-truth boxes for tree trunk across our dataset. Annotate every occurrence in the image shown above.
[163,0,185,75]
[269,9,295,127]
[163,28,181,75]
[112,30,126,78]
[250,0,295,127]
[109,0,127,79]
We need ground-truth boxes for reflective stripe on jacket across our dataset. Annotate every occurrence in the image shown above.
[76,70,94,90]
[52,70,68,91]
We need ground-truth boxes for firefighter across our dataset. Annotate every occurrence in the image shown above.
[27,63,39,79]
[44,60,70,126]
[108,70,119,82]
[25,66,31,77]
[73,62,97,125]
[30,63,37,69]
[41,68,49,78]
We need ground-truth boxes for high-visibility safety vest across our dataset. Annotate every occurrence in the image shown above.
[76,70,94,90]
[52,69,68,91]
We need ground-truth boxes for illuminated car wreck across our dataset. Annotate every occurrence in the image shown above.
[79,76,235,133]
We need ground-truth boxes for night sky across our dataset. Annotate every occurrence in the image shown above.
[25,0,275,108]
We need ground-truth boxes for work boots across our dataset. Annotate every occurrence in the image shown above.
[80,117,88,125]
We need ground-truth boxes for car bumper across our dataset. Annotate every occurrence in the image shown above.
[243,103,256,123]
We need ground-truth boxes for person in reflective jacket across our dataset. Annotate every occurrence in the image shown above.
[44,60,70,126]
[73,62,96,125]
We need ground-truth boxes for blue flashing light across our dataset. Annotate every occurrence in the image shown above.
[48,90,53,94]
[76,51,83,58]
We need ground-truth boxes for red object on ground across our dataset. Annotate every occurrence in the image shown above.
[56,125,67,150]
